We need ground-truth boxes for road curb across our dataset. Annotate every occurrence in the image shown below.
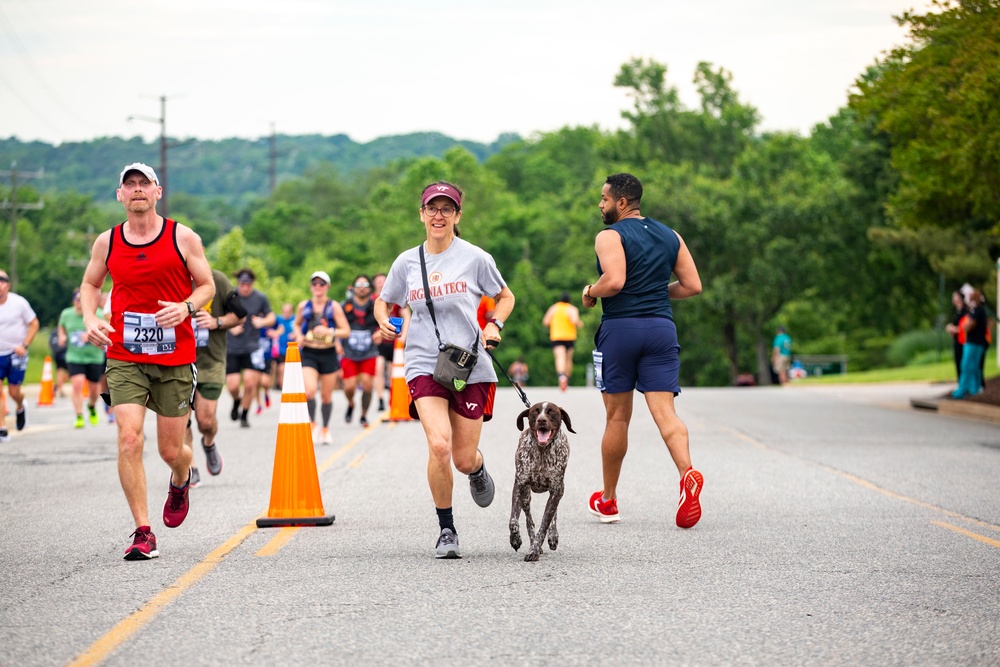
[910,395,1000,424]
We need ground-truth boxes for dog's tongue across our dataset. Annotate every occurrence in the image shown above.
[537,429,552,444]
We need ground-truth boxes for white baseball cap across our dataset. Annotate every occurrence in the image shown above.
[119,162,159,186]
[310,271,331,285]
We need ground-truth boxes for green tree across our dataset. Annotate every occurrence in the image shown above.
[850,0,1000,287]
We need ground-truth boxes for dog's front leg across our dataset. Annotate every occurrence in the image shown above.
[522,487,536,545]
[526,488,563,562]
[547,509,558,551]
[509,483,524,551]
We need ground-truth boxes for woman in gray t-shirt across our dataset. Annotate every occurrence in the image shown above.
[375,180,515,560]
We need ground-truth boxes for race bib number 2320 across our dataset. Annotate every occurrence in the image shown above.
[122,311,177,355]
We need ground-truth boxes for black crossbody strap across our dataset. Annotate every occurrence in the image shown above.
[419,245,444,350]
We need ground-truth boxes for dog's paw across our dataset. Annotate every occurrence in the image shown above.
[510,531,522,551]
[524,549,540,562]
[548,535,558,551]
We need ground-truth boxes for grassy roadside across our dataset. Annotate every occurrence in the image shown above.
[793,348,998,385]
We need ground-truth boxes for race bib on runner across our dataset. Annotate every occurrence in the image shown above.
[123,311,177,355]
[193,319,209,348]
[347,329,371,351]
[69,331,88,348]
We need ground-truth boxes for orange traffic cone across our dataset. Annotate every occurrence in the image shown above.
[37,356,54,407]
[388,339,413,421]
[256,342,335,528]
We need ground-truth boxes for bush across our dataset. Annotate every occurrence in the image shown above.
[886,329,945,367]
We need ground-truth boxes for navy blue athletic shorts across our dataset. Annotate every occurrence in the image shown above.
[593,317,681,395]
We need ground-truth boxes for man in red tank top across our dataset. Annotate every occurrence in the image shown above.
[80,163,215,561]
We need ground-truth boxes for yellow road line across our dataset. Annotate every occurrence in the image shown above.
[931,520,1000,549]
[349,453,367,468]
[66,522,258,667]
[255,526,300,557]
[69,423,383,665]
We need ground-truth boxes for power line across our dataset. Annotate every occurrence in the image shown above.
[0,5,105,134]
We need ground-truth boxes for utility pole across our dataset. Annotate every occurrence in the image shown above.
[129,94,181,218]
[0,162,45,290]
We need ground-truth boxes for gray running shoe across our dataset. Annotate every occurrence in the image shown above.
[469,453,495,508]
[435,528,461,559]
[189,466,201,488]
[202,438,223,476]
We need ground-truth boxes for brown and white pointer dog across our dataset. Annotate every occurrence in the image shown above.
[510,401,575,562]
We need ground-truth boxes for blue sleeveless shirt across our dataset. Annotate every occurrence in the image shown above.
[598,217,678,321]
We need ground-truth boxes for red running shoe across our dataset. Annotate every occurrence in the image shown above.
[124,526,159,560]
[676,467,703,528]
[163,472,191,528]
[588,490,620,523]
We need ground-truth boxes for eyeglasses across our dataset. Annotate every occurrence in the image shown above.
[0,277,10,283]
[354,281,370,288]
[311,280,328,287]
[423,205,457,218]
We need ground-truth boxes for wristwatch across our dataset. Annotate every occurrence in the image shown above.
[489,317,504,331]
[185,301,195,317]
[216,317,223,330]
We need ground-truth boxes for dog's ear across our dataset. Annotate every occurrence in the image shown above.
[560,408,576,434]
[516,408,530,431]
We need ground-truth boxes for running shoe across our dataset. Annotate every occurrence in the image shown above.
[676,467,704,529]
[321,427,332,445]
[15,408,26,431]
[107,411,116,425]
[558,374,568,391]
[202,438,223,476]
[435,528,461,559]
[74,414,85,429]
[124,526,158,561]
[359,415,369,428]
[88,404,99,426]
[345,404,354,423]
[588,490,620,523]
[0,428,9,443]
[230,398,240,421]
[240,415,250,429]
[378,397,386,412]
[189,466,201,488]
[264,392,271,408]
[469,453,495,508]
[163,472,191,528]
[255,405,263,415]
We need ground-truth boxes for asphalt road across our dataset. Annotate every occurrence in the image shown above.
[1,380,998,666]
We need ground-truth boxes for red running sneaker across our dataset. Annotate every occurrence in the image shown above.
[163,472,191,528]
[124,526,159,560]
[588,490,620,523]
[676,467,703,528]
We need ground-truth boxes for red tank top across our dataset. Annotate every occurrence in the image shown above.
[105,218,195,365]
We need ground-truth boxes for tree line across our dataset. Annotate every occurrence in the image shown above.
[2,1,996,388]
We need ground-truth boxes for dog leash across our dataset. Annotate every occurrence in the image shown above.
[483,344,532,409]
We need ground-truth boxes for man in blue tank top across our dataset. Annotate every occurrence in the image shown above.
[581,173,706,529]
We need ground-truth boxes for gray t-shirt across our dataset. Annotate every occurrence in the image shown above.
[227,289,272,355]
[381,238,505,384]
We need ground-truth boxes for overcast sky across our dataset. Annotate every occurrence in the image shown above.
[0,0,930,146]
